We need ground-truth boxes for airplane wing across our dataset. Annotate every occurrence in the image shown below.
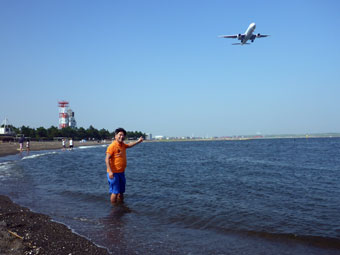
[249,34,270,41]
[218,35,238,38]
[255,34,270,38]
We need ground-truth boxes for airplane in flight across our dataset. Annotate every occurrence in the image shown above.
[219,23,269,45]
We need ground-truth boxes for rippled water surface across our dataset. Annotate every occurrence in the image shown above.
[1,139,340,254]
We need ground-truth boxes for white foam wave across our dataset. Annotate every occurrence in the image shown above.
[21,151,57,160]
[0,161,15,180]
[77,145,103,149]
[0,161,12,167]
[73,216,93,222]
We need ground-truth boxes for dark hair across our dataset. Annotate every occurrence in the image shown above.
[115,128,127,136]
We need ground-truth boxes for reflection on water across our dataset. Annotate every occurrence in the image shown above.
[99,204,135,255]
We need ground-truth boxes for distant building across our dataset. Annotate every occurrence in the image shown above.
[67,108,77,128]
[154,135,165,140]
[0,118,14,135]
[146,133,153,140]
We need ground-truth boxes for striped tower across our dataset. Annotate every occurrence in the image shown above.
[58,101,69,129]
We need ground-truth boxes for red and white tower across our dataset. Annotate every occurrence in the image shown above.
[58,101,69,129]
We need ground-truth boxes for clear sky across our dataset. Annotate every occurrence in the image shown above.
[1,0,339,137]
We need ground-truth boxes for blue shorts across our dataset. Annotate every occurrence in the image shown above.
[107,172,126,194]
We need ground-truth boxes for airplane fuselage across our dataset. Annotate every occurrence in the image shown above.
[241,22,256,44]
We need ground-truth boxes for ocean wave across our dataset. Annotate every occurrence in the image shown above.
[21,151,57,160]
[176,213,340,250]
[243,230,340,250]
[0,161,17,180]
[77,145,104,150]
[0,161,12,167]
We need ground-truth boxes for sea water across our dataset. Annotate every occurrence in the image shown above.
[1,138,340,254]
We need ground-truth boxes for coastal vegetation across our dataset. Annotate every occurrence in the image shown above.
[2,125,145,141]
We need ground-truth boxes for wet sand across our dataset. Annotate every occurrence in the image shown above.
[0,195,109,255]
[0,140,109,157]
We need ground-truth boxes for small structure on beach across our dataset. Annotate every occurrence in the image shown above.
[0,118,15,142]
[0,118,14,136]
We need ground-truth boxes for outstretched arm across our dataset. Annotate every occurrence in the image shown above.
[127,136,144,148]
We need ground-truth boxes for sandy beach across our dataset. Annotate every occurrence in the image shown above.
[0,140,110,158]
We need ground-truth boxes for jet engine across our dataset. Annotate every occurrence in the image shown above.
[257,33,261,37]
[237,34,242,40]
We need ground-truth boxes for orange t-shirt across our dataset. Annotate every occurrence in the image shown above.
[106,141,131,173]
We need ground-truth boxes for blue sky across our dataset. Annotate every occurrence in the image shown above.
[1,0,339,137]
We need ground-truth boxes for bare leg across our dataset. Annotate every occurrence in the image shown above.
[110,193,118,204]
[117,193,124,203]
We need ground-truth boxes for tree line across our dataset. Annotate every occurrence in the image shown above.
[6,125,146,141]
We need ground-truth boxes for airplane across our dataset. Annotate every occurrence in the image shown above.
[219,23,269,45]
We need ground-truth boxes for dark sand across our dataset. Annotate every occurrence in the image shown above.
[0,141,112,254]
[0,195,109,255]
[0,140,109,157]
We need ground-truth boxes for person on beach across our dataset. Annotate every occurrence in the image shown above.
[69,138,73,150]
[26,139,30,152]
[62,138,66,151]
[19,135,25,153]
[105,128,144,204]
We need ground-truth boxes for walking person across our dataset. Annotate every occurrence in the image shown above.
[19,135,25,153]
[26,139,30,153]
[62,138,66,151]
[69,138,73,150]
[105,128,143,204]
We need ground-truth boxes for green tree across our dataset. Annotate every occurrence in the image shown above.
[13,125,145,141]
[99,128,111,139]
[47,126,61,140]
[36,127,47,139]
[29,129,36,139]
[61,127,77,138]
[77,127,87,140]
[20,126,33,137]
[86,125,99,140]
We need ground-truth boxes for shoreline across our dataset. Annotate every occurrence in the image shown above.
[0,140,110,158]
[0,194,109,255]
[0,142,113,253]
[2,136,339,158]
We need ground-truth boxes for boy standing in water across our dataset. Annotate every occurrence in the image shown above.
[105,128,143,204]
